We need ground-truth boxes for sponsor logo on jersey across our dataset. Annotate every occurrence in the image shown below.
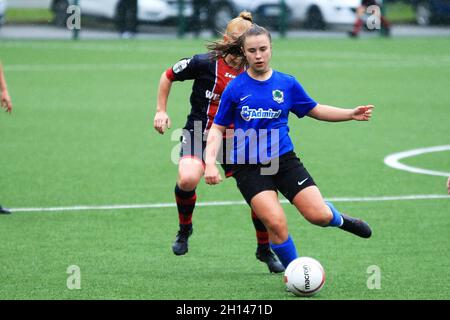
[240,106,282,121]
[272,90,284,103]
[205,90,220,101]
[224,72,236,79]
[173,58,191,74]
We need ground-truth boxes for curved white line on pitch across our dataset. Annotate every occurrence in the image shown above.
[384,145,450,177]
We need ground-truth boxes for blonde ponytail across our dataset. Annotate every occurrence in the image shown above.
[225,11,253,37]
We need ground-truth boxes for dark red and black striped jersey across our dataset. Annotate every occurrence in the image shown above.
[165,53,244,132]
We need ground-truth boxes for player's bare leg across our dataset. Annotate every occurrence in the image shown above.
[250,209,285,273]
[172,157,204,255]
[251,191,297,268]
[292,186,372,238]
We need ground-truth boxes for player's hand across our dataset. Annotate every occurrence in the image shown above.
[352,105,374,121]
[1,91,12,113]
[204,164,223,185]
[447,177,450,195]
[153,111,171,134]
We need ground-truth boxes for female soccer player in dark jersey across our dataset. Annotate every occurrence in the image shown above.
[205,25,373,269]
[153,12,284,273]
[349,0,391,37]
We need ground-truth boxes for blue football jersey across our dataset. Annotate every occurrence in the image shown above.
[214,70,317,164]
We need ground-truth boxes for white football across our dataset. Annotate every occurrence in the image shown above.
[284,257,325,297]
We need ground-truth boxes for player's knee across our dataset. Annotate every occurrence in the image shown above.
[303,206,332,227]
[265,217,288,239]
[308,215,330,227]
[177,174,200,191]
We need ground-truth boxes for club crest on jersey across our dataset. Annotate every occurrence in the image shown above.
[173,58,191,74]
[272,90,284,104]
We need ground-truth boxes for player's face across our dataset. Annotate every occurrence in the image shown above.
[242,34,272,75]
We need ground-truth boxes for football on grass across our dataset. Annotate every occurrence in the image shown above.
[284,257,325,297]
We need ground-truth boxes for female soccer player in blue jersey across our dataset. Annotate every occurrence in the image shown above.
[153,13,284,273]
[205,25,374,268]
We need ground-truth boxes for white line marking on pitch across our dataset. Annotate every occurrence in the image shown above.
[384,145,450,177]
[9,194,450,213]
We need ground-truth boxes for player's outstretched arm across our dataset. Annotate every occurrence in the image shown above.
[204,124,226,185]
[308,104,374,122]
[153,72,172,134]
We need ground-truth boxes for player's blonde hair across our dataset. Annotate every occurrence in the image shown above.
[207,23,271,68]
[225,11,253,39]
[206,11,253,59]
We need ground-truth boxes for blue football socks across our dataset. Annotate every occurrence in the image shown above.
[270,235,298,268]
[325,201,344,227]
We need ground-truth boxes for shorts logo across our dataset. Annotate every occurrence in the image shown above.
[173,58,191,74]
[240,106,282,121]
[273,90,284,104]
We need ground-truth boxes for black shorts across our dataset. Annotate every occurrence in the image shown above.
[230,151,316,204]
[179,129,206,163]
[179,129,233,177]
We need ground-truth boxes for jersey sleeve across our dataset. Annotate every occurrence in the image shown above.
[213,84,236,127]
[289,78,317,118]
[165,55,201,82]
